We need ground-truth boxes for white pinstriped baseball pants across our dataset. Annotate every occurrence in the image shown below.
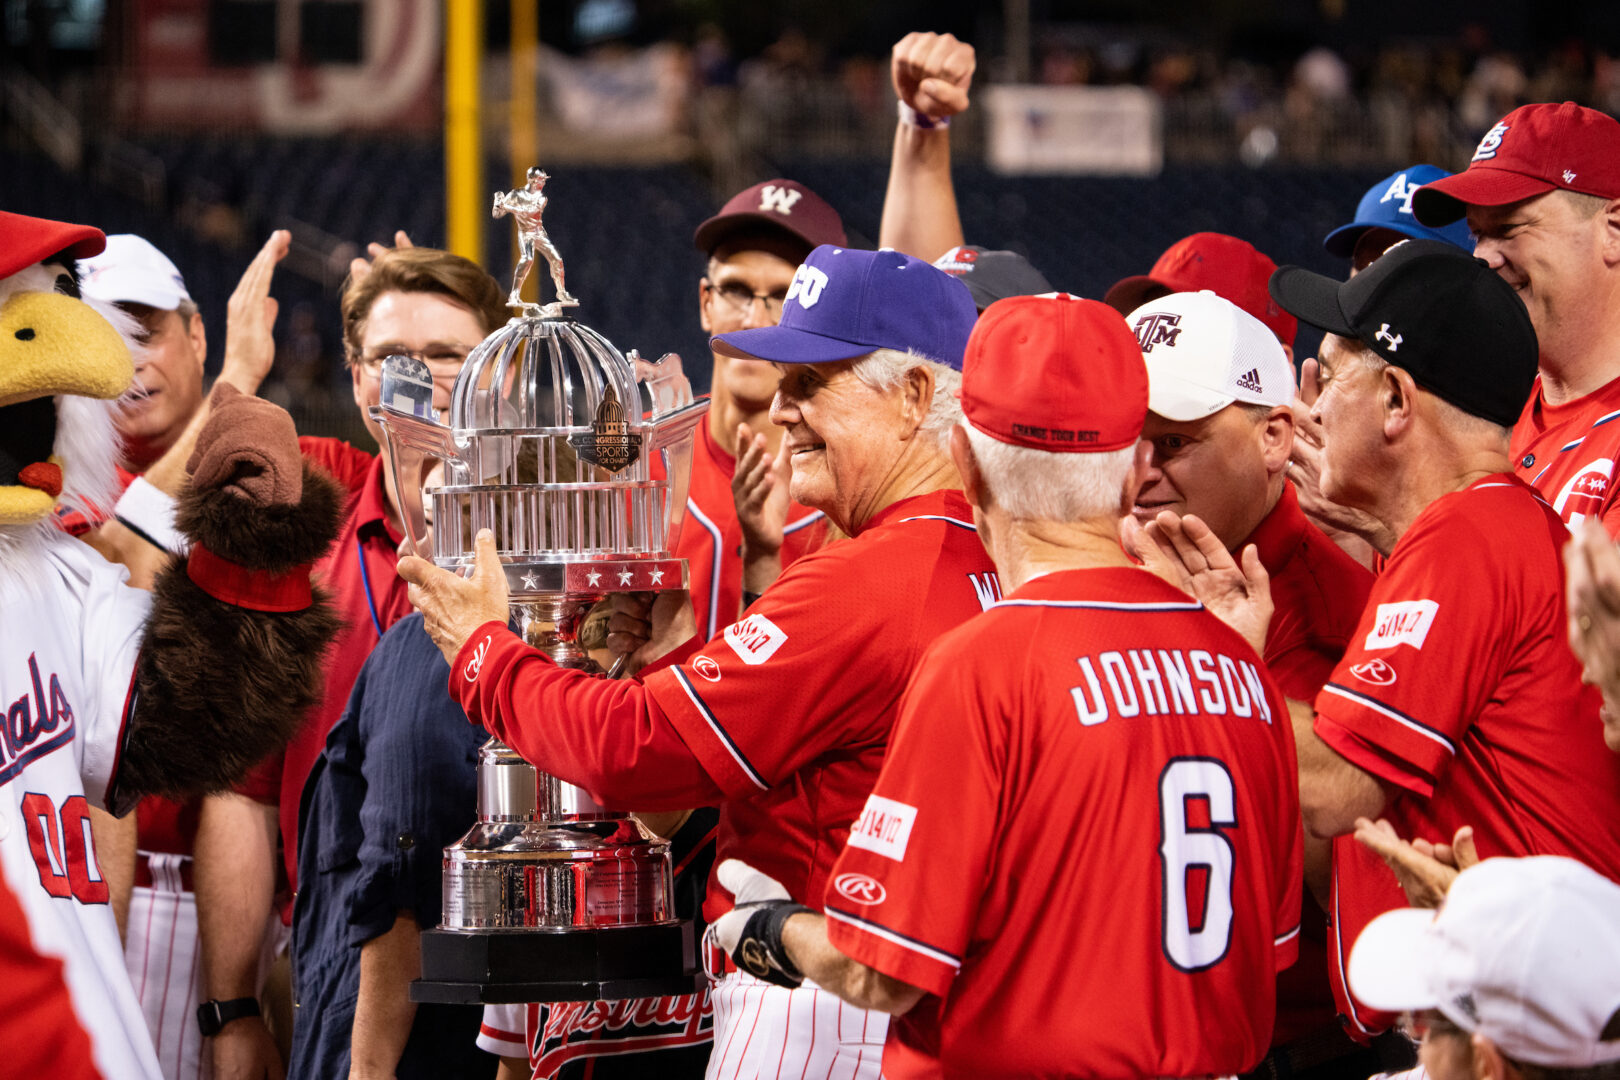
[705,972,887,1080]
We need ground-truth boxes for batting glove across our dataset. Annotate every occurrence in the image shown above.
[703,859,812,989]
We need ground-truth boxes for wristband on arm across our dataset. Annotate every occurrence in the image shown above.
[113,476,188,555]
[898,100,950,130]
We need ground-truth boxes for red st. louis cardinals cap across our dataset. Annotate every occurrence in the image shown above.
[1104,232,1297,349]
[0,210,105,280]
[960,293,1148,454]
[1413,102,1620,226]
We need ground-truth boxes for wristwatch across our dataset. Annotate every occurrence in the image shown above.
[197,997,262,1036]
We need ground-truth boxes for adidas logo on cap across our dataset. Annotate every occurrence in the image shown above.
[1236,368,1264,394]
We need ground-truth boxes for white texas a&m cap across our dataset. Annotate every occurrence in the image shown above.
[1349,856,1620,1069]
[1127,289,1294,422]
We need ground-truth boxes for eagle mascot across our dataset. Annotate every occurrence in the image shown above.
[0,210,341,1078]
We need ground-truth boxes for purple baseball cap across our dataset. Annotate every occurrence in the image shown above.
[711,246,978,370]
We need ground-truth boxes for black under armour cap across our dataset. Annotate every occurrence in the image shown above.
[1267,239,1537,428]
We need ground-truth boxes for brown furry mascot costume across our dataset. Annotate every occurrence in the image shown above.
[0,210,341,1078]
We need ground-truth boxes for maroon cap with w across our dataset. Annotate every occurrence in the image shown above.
[692,179,846,259]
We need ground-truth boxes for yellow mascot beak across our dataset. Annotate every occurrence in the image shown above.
[0,291,134,524]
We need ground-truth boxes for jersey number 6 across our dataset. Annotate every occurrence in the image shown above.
[1158,758,1235,972]
[21,792,109,905]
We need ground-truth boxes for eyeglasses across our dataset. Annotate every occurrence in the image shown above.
[710,283,787,319]
[357,347,475,378]
[1398,1010,1466,1043]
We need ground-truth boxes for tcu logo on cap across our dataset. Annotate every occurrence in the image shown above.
[758,185,803,216]
[1472,121,1510,162]
[785,264,829,310]
[1134,311,1183,353]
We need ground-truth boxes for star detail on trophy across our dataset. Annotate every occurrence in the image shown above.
[569,383,641,474]
[521,571,540,590]
[618,568,635,586]
[586,570,603,587]
[648,568,665,585]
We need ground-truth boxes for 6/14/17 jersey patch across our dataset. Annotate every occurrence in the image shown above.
[847,794,918,862]
[1363,599,1438,652]
[723,614,787,666]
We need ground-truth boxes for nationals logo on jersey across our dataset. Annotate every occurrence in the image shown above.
[1553,459,1614,526]
[723,614,787,666]
[1364,599,1439,651]
[1,654,77,787]
[529,993,712,1076]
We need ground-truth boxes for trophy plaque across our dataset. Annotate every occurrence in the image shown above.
[373,170,709,1003]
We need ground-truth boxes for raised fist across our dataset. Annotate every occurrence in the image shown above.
[891,31,977,121]
[187,382,302,506]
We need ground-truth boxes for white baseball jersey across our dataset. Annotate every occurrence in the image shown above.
[705,972,886,1080]
[0,533,163,1080]
[126,857,206,1080]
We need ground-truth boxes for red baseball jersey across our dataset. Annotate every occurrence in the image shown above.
[1513,373,1620,534]
[825,568,1303,1080]
[1245,481,1373,1046]
[667,418,827,665]
[1313,475,1620,1037]
[451,490,1001,926]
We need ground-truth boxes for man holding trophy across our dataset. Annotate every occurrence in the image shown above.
[400,244,995,1078]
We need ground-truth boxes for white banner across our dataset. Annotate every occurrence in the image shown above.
[984,85,1162,176]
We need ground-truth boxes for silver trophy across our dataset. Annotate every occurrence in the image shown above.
[373,172,708,1003]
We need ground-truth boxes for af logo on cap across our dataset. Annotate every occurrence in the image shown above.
[1472,121,1510,161]
[785,264,829,309]
[1135,311,1183,352]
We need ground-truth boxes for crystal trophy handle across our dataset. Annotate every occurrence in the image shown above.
[369,354,466,559]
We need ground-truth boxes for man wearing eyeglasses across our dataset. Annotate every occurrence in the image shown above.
[684,180,845,651]
[195,245,509,1080]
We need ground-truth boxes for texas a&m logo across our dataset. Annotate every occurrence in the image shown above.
[723,613,787,666]
[1364,599,1439,652]
[1134,311,1183,353]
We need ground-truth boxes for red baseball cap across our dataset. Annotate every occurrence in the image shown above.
[1413,102,1620,226]
[961,293,1148,453]
[1104,232,1297,348]
[692,179,846,258]
[0,211,104,281]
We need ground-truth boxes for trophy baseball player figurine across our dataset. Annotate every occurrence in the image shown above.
[493,167,578,315]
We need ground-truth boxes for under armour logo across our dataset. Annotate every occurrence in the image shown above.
[1472,121,1509,161]
[785,264,829,309]
[1375,323,1402,352]
[463,636,490,682]
[1236,368,1264,393]
[1563,169,1577,184]
[759,185,803,215]
[1134,311,1183,353]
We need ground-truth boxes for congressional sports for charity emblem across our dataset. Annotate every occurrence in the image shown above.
[569,383,641,473]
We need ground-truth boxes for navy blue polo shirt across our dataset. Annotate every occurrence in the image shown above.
[290,613,498,1080]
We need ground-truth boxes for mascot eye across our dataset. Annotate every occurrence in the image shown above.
[55,272,80,299]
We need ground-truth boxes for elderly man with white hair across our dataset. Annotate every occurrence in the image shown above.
[703,294,1304,1079]
[399,245,995,1079]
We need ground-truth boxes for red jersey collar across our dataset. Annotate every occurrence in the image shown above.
[861,489,976,535]
[1009,565,1200,607]
[1242,481,1309,577]
[355,454,404,545]
[1521,372,1620,432]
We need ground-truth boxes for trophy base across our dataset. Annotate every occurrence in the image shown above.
[411,921,702,1004]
